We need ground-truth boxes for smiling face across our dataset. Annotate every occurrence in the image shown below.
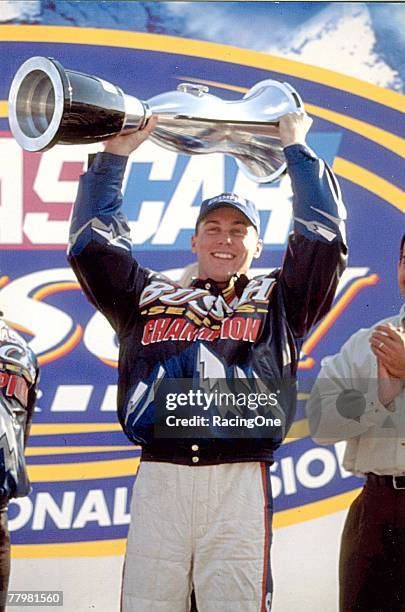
[191,206,263,284]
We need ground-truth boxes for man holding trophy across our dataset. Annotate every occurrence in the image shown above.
[67,111,346,611]
[8,58,347,611]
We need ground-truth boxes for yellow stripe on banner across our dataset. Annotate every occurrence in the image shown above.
[37,324,83,366]
[25,445,134,456]
[11,539,127,559]
[284,418,309,443]
[306,104,405,158]
[334,158,405,213]
[11,488,362,558]
[1,25,404,111]
[0,101,7,118]
[32,281,80,301]
[27,457,140,481]
[30,423,123,435]
[273,487,361,529]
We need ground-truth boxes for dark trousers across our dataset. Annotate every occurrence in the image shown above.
[0,508,10,612]
[339,476,405,612]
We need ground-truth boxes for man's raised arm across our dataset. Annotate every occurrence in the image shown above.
[278,112,347,338]
[67,118,157,334]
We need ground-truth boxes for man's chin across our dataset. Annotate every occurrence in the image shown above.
[209,271,236,283]
[200,263,246,283]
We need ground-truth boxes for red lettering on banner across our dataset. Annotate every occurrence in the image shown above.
[0,134,87,249]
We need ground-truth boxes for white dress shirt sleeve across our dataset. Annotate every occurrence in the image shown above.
[306,327,392,445]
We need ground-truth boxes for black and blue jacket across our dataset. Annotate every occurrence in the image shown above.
[68,144,347,466]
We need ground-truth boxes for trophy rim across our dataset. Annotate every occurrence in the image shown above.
[8,56,67,152]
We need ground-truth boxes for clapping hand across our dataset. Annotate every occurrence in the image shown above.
[370,323,405,408]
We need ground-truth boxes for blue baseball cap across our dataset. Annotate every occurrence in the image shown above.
[196,192,261,235]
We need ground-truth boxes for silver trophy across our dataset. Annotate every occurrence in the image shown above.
[8,56,304,183]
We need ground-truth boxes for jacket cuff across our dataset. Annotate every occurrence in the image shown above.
[88,151,129,175]
[284,143,318,165]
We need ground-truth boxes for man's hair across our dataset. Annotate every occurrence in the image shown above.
[400,233,405,260]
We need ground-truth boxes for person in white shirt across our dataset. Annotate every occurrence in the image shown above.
[306,232,405,612]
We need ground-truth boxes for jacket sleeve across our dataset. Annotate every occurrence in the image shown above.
[67,152,150,335]
[280,144,348,338]
[305,329,393,444]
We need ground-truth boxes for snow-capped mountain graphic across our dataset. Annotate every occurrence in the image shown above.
[0,1,403,92]
[269,3,402,91]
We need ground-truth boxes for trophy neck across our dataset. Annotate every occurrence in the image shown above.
[122,95,151,133]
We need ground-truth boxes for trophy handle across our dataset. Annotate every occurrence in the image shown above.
[148,79,304,184]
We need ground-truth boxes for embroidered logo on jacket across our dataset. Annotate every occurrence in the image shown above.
[139,278,275,346]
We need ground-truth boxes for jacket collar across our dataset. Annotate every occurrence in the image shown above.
[191,274,250,298]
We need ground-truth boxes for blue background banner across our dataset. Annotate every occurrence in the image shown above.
[0,4,404,558]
